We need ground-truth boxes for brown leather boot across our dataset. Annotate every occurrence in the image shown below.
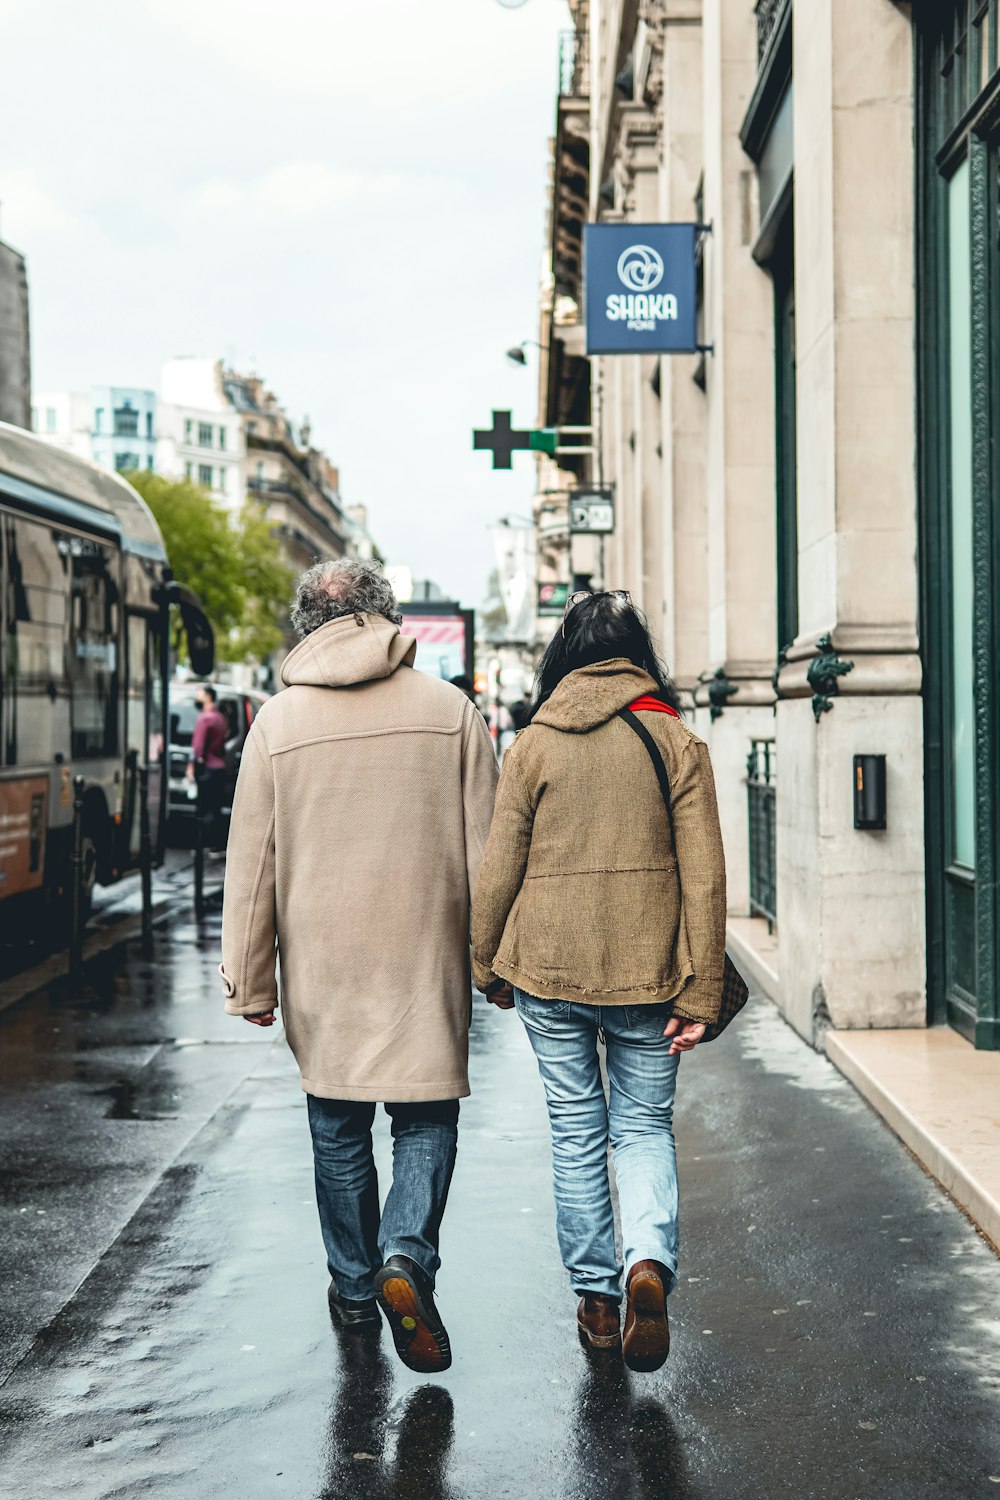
[577,1293,622,1350]
[623,1260,670,1372]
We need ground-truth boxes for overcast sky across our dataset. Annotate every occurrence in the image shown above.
[0,0,569,602]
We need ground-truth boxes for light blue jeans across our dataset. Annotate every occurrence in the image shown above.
[515,990,681,1303]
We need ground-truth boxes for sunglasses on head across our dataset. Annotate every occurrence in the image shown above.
[562,588,630,635]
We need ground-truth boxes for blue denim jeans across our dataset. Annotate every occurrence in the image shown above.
[515,991,681,1302]
[307,1097,459,1301]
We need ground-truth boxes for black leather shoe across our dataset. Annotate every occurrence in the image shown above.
[373,1254,452,1373]
[328,1282,381,1330]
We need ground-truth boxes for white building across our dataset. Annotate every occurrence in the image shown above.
[31,390,92,459]
[157,358,245,512]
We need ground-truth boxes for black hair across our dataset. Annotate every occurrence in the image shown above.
[530,593,680,719]
[201,685,217,704]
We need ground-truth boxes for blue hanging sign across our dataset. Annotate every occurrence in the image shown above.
[583,223,699,355]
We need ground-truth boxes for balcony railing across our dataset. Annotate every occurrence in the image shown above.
[755,0,787,68]
[558,27,588,96]
[747,738,777,932]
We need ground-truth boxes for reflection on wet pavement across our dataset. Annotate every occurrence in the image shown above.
[0,907,999,1497]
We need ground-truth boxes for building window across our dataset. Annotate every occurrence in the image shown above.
[218,466,228,492]
[185,461,193,480]
[114,402,139,437]
[198,422,213,448]
[918,2,1000,1047]
[114,452,140,472]
[247,420,257,437]
[256,461,265,484]
[93,407,103,434]
[46,408,56,433]
[199,464,213,488]
[145,411,154,440]
[218,426,227,451]
[147,456,154,470]
[184,418,193,443]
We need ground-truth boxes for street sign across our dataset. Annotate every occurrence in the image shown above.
[473,410,532,469]
[584,223,699,355]
[537,581,569,616]
[569,489,615,534]
[473,411,590,468]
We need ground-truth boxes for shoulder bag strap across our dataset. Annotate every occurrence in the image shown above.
[617,706,675,838]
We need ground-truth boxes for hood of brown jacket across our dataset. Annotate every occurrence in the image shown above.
[532,659,658,733]
[280,613,417,689]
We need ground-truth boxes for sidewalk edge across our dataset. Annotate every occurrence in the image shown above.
[825,1031,1000,1255]
[726,923,781,1006]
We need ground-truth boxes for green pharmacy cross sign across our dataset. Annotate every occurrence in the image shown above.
[473,410,592,470]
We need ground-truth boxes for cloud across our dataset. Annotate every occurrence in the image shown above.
[0,168,89,242]
[180,162,458,224]
[144,0,562,107]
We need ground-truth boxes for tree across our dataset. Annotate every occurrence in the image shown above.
[127,471,294,665]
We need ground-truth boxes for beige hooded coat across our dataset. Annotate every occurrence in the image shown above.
[471,660,727,1024]
[220,613,499,1101]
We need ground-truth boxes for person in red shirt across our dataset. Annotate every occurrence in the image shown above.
[187,686,229,850]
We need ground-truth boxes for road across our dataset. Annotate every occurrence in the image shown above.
[0,893,998,1498]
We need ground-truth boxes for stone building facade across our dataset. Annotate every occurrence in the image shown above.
[540,0,997,1053]
[0,238,31,430]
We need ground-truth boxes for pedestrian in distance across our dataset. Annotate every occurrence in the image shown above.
[187,684,228,852]
[471,589,728,1372]
[220,559,502,1374]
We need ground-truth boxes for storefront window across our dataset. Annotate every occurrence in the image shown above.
[947,158,975,869]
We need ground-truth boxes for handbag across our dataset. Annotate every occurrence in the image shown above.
[617,705,750,1042]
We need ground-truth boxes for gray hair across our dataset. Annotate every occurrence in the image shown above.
[290,558,402,638]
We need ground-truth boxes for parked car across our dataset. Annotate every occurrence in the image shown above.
[167,682,269,844]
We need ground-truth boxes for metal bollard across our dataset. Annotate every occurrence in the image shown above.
[139,764,153,953]
[194,806,205,918]
[68,775,86,982]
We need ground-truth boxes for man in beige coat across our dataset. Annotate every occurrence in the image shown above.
[220,559,499,1373]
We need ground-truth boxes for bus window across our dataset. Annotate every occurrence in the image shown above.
[70,544,119,759]
[4,517,72,767]
[147,623,164,766]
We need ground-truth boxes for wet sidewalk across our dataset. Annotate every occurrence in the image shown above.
[0,921,998,1497]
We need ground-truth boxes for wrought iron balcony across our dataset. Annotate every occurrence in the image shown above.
[755,0,788,68]
[558,27,588,97]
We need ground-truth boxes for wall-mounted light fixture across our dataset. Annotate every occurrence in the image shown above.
[853,754,887,831]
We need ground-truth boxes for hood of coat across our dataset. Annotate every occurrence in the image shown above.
[532,659,659,733]
[280,613,417,689]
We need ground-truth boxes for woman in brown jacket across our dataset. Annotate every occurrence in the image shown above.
[472,591,727,1372]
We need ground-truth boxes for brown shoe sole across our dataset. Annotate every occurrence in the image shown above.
[624,1271,670,1372]
[375,1273,452,1374]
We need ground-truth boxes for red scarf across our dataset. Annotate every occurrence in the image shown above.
[629,695,680,718]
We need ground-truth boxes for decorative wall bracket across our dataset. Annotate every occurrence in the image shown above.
[806,634,854,722]
[707,666,738,721]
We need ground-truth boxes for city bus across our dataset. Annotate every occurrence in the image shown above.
[0,420,214,935]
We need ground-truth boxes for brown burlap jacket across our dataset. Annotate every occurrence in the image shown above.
[471,659,727,1024]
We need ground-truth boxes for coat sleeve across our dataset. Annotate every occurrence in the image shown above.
[220,722,278,1016]
[670,737,728,1024]
[461,700,500,902]
[471,740,535,992]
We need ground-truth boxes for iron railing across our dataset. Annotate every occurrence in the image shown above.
[755,0,787,67]
[559,27,588,96]
[747,739,777,931]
